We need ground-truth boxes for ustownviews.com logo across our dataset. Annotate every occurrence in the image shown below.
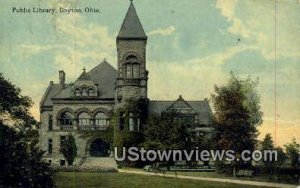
[114,147,278,162]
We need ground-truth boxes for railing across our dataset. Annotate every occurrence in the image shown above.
[60,125,73,130]
[59,124,108,131]
[78,124,108,131]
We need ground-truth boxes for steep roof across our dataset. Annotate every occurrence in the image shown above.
[148,97,214,125]
[53,60,117,99]
[40,61,117,109]
[40,82,67,108]
[166,95,196,112]
[77,68,91,81]
[117,2,147,40]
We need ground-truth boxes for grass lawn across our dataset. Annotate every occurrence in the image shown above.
[55,172,261,188]
[168,171,297,185]
[124,167,298,185]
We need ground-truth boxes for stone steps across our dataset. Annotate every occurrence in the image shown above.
[80,157,118,172]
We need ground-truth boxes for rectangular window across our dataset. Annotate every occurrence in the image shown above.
[60,136,66,150]
[48,115,53,130]
[129,113,134,131]
[132,64,140,78]
[137,118,140,131]
[126,64,132,78]
[48,139,53,154]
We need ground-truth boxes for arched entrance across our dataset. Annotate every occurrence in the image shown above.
[89,138,109,157]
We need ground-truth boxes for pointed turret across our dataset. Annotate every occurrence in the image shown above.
[117,1,147,40]
[115,1,148,105]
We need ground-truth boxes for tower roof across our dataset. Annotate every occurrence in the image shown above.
[117,1,147,40]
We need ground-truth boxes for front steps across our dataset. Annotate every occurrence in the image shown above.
[80,157,118,172]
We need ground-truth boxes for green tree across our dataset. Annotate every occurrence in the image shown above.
[274,147,287,167]
[284,138,300,167]
[211,73,263,171]
[261,133,275,168]
[262,133,274,150]
[143,112,192,170]
[114,98,148,148]
[60,135,77,165]
[0,73,54,187]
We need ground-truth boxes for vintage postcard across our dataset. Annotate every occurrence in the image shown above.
[0,0,299,187]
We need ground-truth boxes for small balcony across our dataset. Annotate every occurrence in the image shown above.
[59,118,109,131]
[78,124,108,131]
[60,125,74,130]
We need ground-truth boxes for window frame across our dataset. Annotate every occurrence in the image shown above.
[48,115,53,130]
[48,139,53,154]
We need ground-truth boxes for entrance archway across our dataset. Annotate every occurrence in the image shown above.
[89,138,109,157]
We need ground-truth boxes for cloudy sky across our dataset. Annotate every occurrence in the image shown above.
[0,0,299,146]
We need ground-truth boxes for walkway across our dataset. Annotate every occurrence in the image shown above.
[118,169,298,188]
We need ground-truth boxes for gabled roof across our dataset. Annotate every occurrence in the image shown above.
[40,61,117,109]
[40,82,66,108]
[148,97,214,125]
[77,68,91,81]
[166,95,196,112]
[117,2,147,40]
[53,60,117,99]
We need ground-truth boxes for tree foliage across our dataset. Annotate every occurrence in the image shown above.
[142,110,195,169]
[114,98,148,148]
[261,133,274,150]
[260,134,272,165]
[0,73,54,187]
[143,114,191,151]
[60,135,77,165]
[284,138,300,167]
[275,147,287,167]
[211,73,263,168]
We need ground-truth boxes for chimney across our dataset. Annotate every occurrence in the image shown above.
[59,70,65,89]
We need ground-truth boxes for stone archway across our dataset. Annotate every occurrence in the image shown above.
[89,138,109,157]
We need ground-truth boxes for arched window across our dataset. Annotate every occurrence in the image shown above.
[75,88,81,96]
[82,88,88,97]
[60,112,73,126]
[124,55,140,78]
[78,112,91,126]
[88,88,95,96]
[95,112,108,127]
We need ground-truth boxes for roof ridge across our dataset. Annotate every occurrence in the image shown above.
[87,60,116,75]
[166,95,198,112]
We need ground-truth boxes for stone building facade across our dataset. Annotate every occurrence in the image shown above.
[39,2,214,166]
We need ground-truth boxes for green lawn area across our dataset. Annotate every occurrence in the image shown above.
[55,172,261,188]
[124,167,297,185]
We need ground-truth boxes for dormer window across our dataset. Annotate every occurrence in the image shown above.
[82,88,88,97]
[75,88,81,96]
[88,88,95,96]
[73,86,97,97]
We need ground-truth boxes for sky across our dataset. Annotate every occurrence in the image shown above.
[0,0,299,147]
